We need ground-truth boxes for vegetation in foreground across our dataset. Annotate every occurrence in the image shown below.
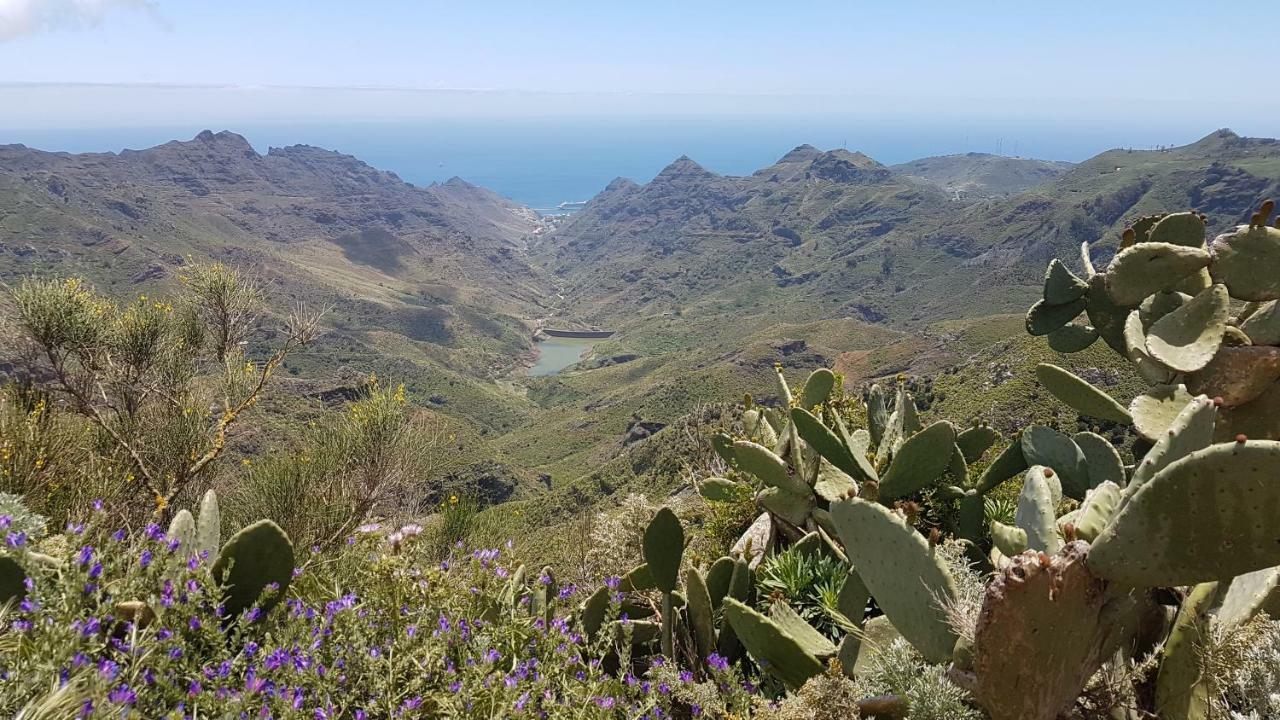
[1,201,1280,717]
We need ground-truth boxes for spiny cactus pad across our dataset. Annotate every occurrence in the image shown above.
[1155,581,1218,720]
[684,568,716,660]
[731,512,774,568]
[722,598,824,690]
[758,487,814,527]
[167,509,196,550]
[798,368,836,410]
[1129,384,1196,443]
[1209,225,1280,301]
[1047,323,1099,352]
[1020,426,1089,500]
[1125,311,1178,384]
[814,460,858,503]
[1240,300,1280,345]
[1187,345,1280,408]
[196,489,221,560]
[1015,466,1064,554]
[1125,394,1215,502]
[1072,481,1122,543]
[733,440,808,496]
[769,600,837,658]
[972,542,1116,720]
[705,556,735,610]
[1218,565,1280,630]
[956,425,999,464]
[831,498,958,663]
[975,436,1029,494]
[990,521,1029,556]
[1090,441,1280,586]
[1026,297,1086,336]
[1072,432,1125,487]
[877,421,956,501]
[1034,363,1132,423]
[1044,259,1089,304]
[1087,274,1131,352]
[1216,381,1280,442]
[1144,283,1229,373]
[642,508,683,593]
[1104,242,1211,306]
[211,519,294,618]
[792,407,875,483]
[1148,211,1206,248]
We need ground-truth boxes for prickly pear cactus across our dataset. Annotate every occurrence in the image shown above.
[211,519,294,619]
[1090,440,1280,586]
[830,498,958,663]
[972,542,1123,720]
[721,598,824,690]
[642,508,683,594]
[196,489,221,559]
[167,509,196,550]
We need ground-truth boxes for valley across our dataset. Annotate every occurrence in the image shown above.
[3,128,1279,538]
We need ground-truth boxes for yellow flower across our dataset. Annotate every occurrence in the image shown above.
[449,495,458,505]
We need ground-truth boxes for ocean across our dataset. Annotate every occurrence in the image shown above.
[0,116,1223,212]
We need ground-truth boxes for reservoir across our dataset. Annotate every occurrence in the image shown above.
[529,336,600,376]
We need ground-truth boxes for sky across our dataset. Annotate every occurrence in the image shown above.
[0,1,1278,139]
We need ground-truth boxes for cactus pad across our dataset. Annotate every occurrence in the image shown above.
[792,407,875,483]
[211,519,294,618]
[1209,225,1280,301]
[1105,242,1211,306]
[798,368,836,409]
[167,509,196,550]
[684,568,716,660]
[1044,259,1089,304]
[878,421,956,501]
[1145,283,1230,373]
[1090,441,1280,586]
[705,556,735,610]
[956,425,999,464]
[1016,466,1064,554]
[1026,297,1086,336]
[1129,383,1195,442]
[730,512,774,568]
[1126,394,1215,501]
[643,508,684,593]
[722,597,824,690]
[769,600,837,658]
[1072,432,1125,488]
[1047,323,1099,352]
[1020,426,1089,499]
[831,498,958,663]
[1125,310,1178,384]
[1216,381,1280,442]
[1035,363,1132,423]
[758,487,814,527]
[975,436,1029,494]
[1086,274,1131,352]
[1240,300,1280,346]
[1187,345,1280,408]
[972,542,1116,720]
[1155,581,1218,720]
[1148,211,1206,248]
[1072,481,1122,543]
[990,521,1029,556]
[1218,566,1280,630]
[733,440,808,496]
[196,489,221,560]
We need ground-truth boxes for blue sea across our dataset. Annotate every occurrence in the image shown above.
[0,116,1226,213]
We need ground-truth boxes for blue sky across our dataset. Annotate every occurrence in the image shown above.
[1,0,1278,135]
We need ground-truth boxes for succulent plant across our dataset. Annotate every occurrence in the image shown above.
[211,519,295,619]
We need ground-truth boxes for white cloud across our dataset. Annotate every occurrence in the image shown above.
[0,0,161,41]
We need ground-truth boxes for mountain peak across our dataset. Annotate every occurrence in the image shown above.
[776,144,822,164]
[192,130,255,151]
[654,155,715,182]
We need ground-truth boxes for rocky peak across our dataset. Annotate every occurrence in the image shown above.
[775,144,823,164]
[807,149,892,184]
[652,155,715,183]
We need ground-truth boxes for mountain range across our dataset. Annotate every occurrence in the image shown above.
[4,127,1280,520]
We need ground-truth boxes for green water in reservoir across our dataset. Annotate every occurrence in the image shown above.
[529,337,599,376]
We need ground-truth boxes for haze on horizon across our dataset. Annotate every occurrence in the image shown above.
[1,0,1277,141]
